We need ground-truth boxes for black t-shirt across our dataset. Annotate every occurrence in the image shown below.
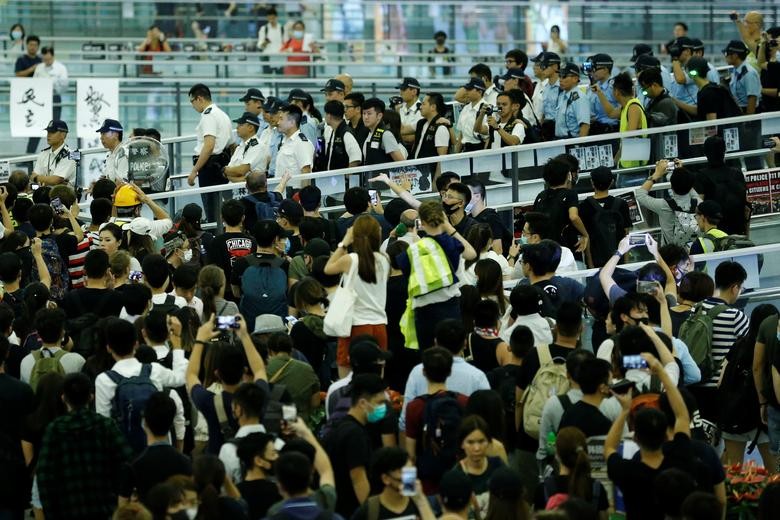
[207,232,256,283]
[761,62,780,112]
[670,308,692,337]
[287,234,303,257]
[453,215,478,237]
[350,497,419,520]
[15,54,41,73]
[60,287,124,319]
[577,195,631,265]
[237,478,282,520]
[469,333,502,374]
[230,253,290,287]
[696,83,741,120]
[533,188,579,242]
[323,415,373,518]
[558,401,613,437]
[694,164,747,235]
[473,208,511,252]
[118,444,193,502]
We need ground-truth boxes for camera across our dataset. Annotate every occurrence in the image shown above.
[285,315,298,326]
[282,404,298,422]
[217,316,240,330]
[582,61,593,74]
[369,189,379,206]
[637,280,657,294]
[769,39,780,48]
[763,137,778,149]
[50,197,66,214]
[389,96,403,108]
[68,150,81,162]
[401,467,417,497]
[623,355,649,370]
[484,106,498,117]
[128,271,143,282]
[415,218,422,229]
[729,12,739,21]
[628,234,647,246]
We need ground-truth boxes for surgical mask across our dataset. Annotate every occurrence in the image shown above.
[293,30,304,39]
[366,402,387,423]
[11,30,23,40]
[442,201,460,215]
[464,201,474,214]
[170,509,197,520]
[182,249,193,263]
[283,237,291,255]
[517,235,529,245]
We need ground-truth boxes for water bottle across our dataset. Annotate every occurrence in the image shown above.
[546,431,557,457]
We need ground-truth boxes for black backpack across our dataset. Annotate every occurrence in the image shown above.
[416,392,464,481]
[585,197,625,268]
[151,295,179,316]
[719,335,760,435]
[66,292,113,358]
[533,189,575,250]
[261,383,289,436]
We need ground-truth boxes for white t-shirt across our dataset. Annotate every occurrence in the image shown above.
[457,99,486,145]
[346,252,390,326]
[323,124,362,168]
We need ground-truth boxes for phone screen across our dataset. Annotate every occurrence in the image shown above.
[401,467,417,496]
[217,316,238,330]
[369,189,378,205]
[623,355,649,370]
[628,234,647,246]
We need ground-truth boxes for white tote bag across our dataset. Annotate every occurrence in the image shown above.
[323,253,358,337]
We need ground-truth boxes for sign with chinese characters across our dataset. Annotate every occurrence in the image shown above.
[0,162,10,184]
[745,167,780,217]
[9,78,53,137]
[389,165,431,194]
[76,79,119,138]
[567,144,614,172]
[618,191,644,225]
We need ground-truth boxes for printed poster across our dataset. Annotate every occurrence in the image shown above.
[723,127,740,152]
[663,134,678,159]
[618,191,645,225]
[688,126,717,146]
[0,162,9,183]
[744,168,780,216]
[76,78,119,138]
[567,144,614,172]
[389,166,430,194]
[9,78,53,137]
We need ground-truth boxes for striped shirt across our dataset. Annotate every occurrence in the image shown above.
[700,298,749,386]
[67,236,92,289]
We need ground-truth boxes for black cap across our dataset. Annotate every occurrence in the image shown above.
[45,119,69,133]
[439,471,473,510]
[723,39,749,55]
[263,97,284,114]
[696,200,723,220]
[631,43,653,61]
[239,88,265,102]
[676,36,696,50]
[690,38,705,52]
[634,54,661,71]
[303,238,330,257]
[462,77,486,91]
[540,52,561,66]
[502,68,525,80]
[287,88,309,102]
[181,203,202,223]
[559,62,582,78]
[232,112,261,127]
[589,53,614,68]
[278,199,304,221]
[96,118,123,134]
[685,56,710,78]
[530,52,545,63]
[396,77,421,90]
[489,467,525,500]
[350,339,392,369]
[321,79,346,92]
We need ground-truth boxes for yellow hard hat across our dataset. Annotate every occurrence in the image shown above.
[114,185,141,207]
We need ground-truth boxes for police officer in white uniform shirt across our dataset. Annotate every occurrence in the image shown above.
[458,78,488,152]
[30,120,76,187]
[223,112,265,182]
[186,83,232,226]
[396,77,424,147]
[239,88,269,132]
[275,104,315,189]
[96,118,128,183]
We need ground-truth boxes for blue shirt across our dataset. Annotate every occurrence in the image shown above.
[729,64,761,108]
[668,69,698,105]
[266,128,283,177]
[14,54,41,73]
[399,357,490,431]
[706,61,721,84]
[555,88,591,137]
[299,115,319,148]
[590,77,620,125]
[542,79,562,120]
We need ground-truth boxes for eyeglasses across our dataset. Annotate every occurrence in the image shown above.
[344,104,358,110]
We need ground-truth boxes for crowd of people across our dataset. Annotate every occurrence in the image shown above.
[4,7,780,520]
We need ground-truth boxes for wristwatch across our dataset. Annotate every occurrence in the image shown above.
[337,242,348,250]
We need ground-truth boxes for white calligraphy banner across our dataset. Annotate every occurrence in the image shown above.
[9,78,53,137]
[76,78,119,138]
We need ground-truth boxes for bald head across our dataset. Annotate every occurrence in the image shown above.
[246,170,268,193]
[400,208,418,227]
[744,11,764,35]
[334,73,353,95]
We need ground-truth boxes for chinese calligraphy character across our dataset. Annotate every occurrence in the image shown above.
[24,109,35,127]
[84,85,111,126]
[17,88,44,107]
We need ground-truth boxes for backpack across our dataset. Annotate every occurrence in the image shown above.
[533,189,571,246]
[66,292,112,358]
[239,256,288,324]
[585,197,625,267]
[29,348,67,391]
[262,383,289,436]
[318,384,352,440]
[719,335,760,434]
[677,303,729,381]
[705,232,756,253]
[246,192,283,221]
[417,391,465,481]
[521,344,570,439]
[107,364,158,453]
[664,197,699,246]
[151,294,179,316]
[32,237,70,301]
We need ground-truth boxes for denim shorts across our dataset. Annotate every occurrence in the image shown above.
[767,406,780,454]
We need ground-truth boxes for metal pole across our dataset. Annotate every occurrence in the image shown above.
[511,151,519,203]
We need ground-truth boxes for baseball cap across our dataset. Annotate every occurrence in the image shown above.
[439,471,473,510]
[96,118,123,134]
[253,314,286,335]
[530,52,545,63]
[303,238,331,257]
[722,39,749,55]
[233,112,262,127]
[287,88,309,102]
[590,166,614,186]
[122,217,154,237]
[589,53,614,68]
[462,78,486,91]
[696,200,723,220]
[45,119,69,133]
[685,56,710,78]
[181,203,203,223]
[501,68,525,80]
[239,88,265,102]
[634,54,661,71]
[396,77,421,90]
[263,97,284,114]
[559,62,582,78]
[320,79,346,92]
[540,52,561,66]
[489,467,525,500]
[297,185,321,211]
[278,199,304,221]
[161,231,186,257]
[676,36,696,50]
[631,43,653,61]
[349,339,392,369]
[690,38,705,52]
[114,184,141,207]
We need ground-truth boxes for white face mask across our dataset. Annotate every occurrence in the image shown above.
[464,201,475,214]
[186,507,198,520]
[293,30,304,39]
[182,249,193,263]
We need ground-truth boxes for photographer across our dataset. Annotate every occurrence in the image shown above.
[757,28,780,113]
[669,37,699,106]
[478,91,526,149]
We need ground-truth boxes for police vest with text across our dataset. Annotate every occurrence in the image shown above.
[413,118,446,159]
[315,121,350,171]
[364,126,395,165]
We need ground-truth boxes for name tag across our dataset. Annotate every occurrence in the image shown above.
[370,141,380,149]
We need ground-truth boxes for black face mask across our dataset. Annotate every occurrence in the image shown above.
[436,39,446,45]
[169,512,189,520]
[630,316,650,326]
[442,201,460,215]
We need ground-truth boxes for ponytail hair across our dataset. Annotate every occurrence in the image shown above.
[556,427,593,501]
[293,277,329,312]
[198,265,226,319]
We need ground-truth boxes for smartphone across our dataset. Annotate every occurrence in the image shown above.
[286,315,298,326]
[68,150,81,161]
[128,270,143,282]
[628,234,647,246]
[369,189,378,206]
[50,197,65,214]
[637,280,657,294]
[609,379,635,395]
[401,466,417,497]
[282,404,298,422]
[763,137,777,149]
[217,316,240,330]
[623,355,649,370]
[666,161,676,174]
[415,218,422,229]
[729,12,739,21]
[31,183,40,191]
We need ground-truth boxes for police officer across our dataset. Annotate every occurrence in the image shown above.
[691,38,722,84]
[30,120,76,187]
[286,88,320,144]
[275,104,315,189]
[587,54,620,134]
[223,112,264,182]
[669,37,699,105]
[321,78,346,103]
[261,97,284,177]
[412,92,450,182]
[361,97,406,186]
[458,78,488,152]
[186,83,232,225]
[723,40,761,114]
[633,54,675,107]
[502,68,539,125]
[539,52,562,139]
[396,77,423,148]
[96,118,127,183]
[530,53,547,125]
[239,87,269,132]
[320,100,362,171]
[555,63,591,138]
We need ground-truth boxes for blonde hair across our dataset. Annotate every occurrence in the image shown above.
[418,200,445,227]
[110,250,132,278]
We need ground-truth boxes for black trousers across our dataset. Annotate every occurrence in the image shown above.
[193,155,229,226]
